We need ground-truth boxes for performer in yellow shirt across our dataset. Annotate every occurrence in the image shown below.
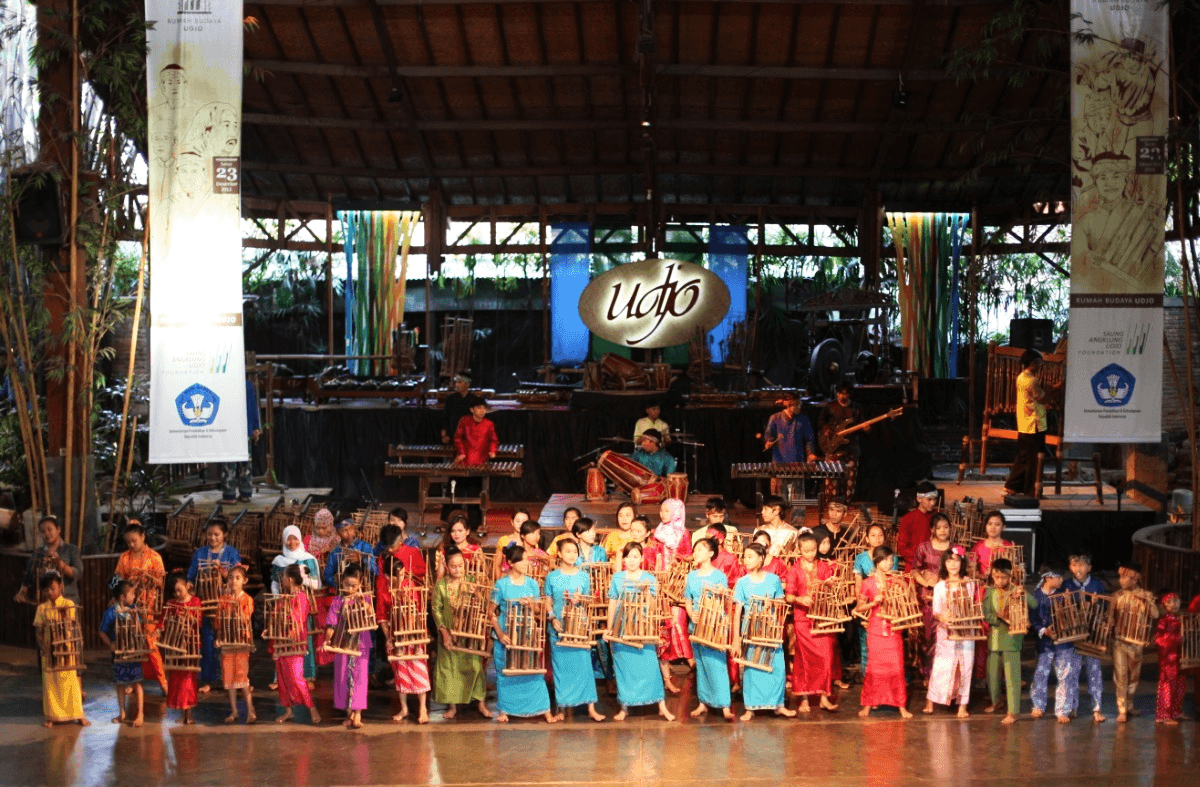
[1004,349,1049,497]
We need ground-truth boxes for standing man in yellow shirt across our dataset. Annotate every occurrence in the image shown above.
[1005,349,1049,497]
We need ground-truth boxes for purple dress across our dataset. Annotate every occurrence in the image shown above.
[913,540,946,678]
[328,595,371,711]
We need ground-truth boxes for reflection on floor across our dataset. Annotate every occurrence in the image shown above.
[0,645,1193,786]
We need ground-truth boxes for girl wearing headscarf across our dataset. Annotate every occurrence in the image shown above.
[654,498,694,682]
[303,508,338,666]
[271,525,321,682]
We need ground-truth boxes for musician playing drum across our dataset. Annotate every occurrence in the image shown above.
[763,392,817,464]
[630,429,676,477]
[818,381,864,501]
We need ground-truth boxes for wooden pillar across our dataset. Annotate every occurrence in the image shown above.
[968,207,980,465]
[325,198,335,354]
[423,189,445,381]
[861,186,882,290]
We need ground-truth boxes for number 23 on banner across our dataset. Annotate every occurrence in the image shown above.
[213,156,240,195]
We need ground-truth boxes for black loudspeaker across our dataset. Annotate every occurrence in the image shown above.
[1009,318,1055,352]
[11,173,65,245]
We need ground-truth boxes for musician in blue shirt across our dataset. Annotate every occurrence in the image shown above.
[763,393,816,464]
[630,429,676,477]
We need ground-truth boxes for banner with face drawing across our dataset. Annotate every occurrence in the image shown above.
[146,0,248,462]
[1064,0,1166,442]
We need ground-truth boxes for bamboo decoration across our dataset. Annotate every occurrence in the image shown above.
[1077,592,1116,659]
[946,582,987,641]
[194,560,226,612]
[879,573,922,631]
[688,585,735,652]
[112,607,150,664]
[262,594,308,658]
[386,576,431,661]
[605,580,661,649]
[733,596,789,673]
[216,597,255,654]
[43,606,86,673]
[501,597,548,676]
[1001,586,1030,636]
[995,544,1025,585]
[1049,590,1091,644]
[159,603,201,671]
[556,593,595,649]
[662,555,693,606]
[335,549,374,588]
[1181,613,1200,670]
[446,581,493,658]
[809,578,852,635]
[1113,593,1154,648]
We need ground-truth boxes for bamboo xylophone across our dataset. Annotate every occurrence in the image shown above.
[1181,613,1200,670]
[502,598,548,676]
[689,585,735,652]
[1114,592,1155,648]
[556,593,595,649]
[1049,591,1091,644]
[112,608,150,663]
[1076,592,1116,659]
[730,461,845,480]
[734,596,789,673]
[261,594,309,658]
[447,581,493,658]
[216,597,255,653]
[44,606,86,673]
[947,583,987,641]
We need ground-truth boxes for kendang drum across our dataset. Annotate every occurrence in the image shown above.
[585,466,607,502]
[596,450,665,503]
[666,472,688,501]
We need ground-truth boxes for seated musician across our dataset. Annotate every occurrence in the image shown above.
[633,401,670,445]
[440,372,473,445]
[763,393,817,464]
[818,381,863,500]
[453,395,498,465]
[630,429,676,477]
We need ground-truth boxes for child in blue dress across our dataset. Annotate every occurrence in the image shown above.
[684,537,732,719]
[491,543,558,724]
[735,543,797,721]
[545,538,606,721]
[607,542,676,721]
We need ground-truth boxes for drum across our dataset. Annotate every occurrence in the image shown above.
[630,479,666,505]
[596,450,655,492]
[585,466,607,501]
[666,472,688,501]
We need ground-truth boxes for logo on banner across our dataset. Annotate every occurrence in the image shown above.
[1090,363,1135,408]
[175,383,221,426]
[178,0,213,14]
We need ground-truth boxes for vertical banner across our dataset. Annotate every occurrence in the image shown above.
[1064,0,1167,442]
[708,226,748,363]
[550,223,591,364]
[146,0,247,462]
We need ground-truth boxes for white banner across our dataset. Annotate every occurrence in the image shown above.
[146,0,247,462]
[1065,0,1167,442]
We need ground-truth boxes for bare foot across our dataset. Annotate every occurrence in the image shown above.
[1002,713,1017,725]
[443,706,457,720]
[1117,712,1127,723]
[858,707,871,718]
[589,707,606,722]
[496,712,509,723]
[349,719,362,729]
[198,685,211,695]
[1056,715,1071,724]
[722,707,734,720]
[42,721,53,728]
[277,710,294,724]
[898,708,913,719]
[797,700,810,713]
[1093,711,1107,724]
[268,683,278,691]
[545,712,561,724]
[418,709,429,724]
[984,703,999,714]
[476,702,493,719]
[343,719,353,728]
[1030,709,1044,719]
[923,701,934,715]
[740,709,754,722]
[392,711,407,723]
[820,697,839,712]
[664,678,682,695]
[112,716,124,725]
[775,706,797,718]
[614,708,628,722]
[310,709,321,724]
[132,716,143,728]
[224,714,238,724]
[690,703,708,718]
[957,707,970,719]
[1164,719,1179,727]
[183,716,195,725]
[246,713,256,725]
[659,703,676,721]
[834,679,851,690]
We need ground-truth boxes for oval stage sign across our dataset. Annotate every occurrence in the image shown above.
[577,258,731,349]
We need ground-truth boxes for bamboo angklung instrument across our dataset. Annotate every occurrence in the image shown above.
[994,544,1025,585]
[879,572,922,631]
[1049,590,1091,644]
[386,572,431,661]
[689,585,735,652]
[446,581,493,657]
[1076,592,1115,659]
[159,602,201,671]
[215,596,254,653]
[585,562,614,639]
[112,607,150,663]
[501,597,548,675]
[1001,585,1029,636]
[44,604,86,672]
[605,579,660,650]
[194,560,226,612]
[325,591,377,656]
[946,582,987,641]
[556,593,595,649]
[261,593,308,658]
[1113,592,1154,648]
[335,549,374,588]
[525,554,553,590]
[733,596,788,673]
[662,555,693,606]
[129,566,164,620]
[809,578,852,635]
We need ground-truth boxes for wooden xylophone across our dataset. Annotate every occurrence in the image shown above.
[730,461,845,480]
[384,461,524,526]
[502,598,548,676]
[388,443,525,460]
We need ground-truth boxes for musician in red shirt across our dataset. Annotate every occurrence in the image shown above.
[453,395,498,465]
[897,481,939,571]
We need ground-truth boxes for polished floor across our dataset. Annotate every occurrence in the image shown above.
[0,646,1194,787]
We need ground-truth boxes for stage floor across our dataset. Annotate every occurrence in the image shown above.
[0,644,1190,787]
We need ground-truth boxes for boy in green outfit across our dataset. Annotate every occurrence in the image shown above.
[983,557,1037,725]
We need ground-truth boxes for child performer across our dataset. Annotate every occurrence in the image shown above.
[431,549,491,720]
[98,581,144,726]
[33,573,89,728]
[491,544,558,724]
[684,537,733,719]
[853,524,887,670]
[187,518,243,693]
[1064,551,1107,722]
[607,542,675,721]
[655,498,694,670]
[925,546,975,718]
[545,539,605,721]
[573,518,609,565]
[274,564,321,724]
[114,522,168,693]
[758,496,797,561]
[1111,561,1159,723]
[270,525,321,685]
[492,509,531,575]
[1029,565,1077,723]
[912,512,953,682]
[752,531,788,578]
[970,510,1013,681]
[631,515,681,694]
[438,514,482,580]
[324,518,374,589]
[603,503,637,560]
[857,547,913,719]
[734,544,796,721]
[983,558,1037,724]
[305,508,339,668]
[784,532,838,713]
[1155,591,1184,726]
[453,394,499,465]
[163,573,201,725]
[220,566,255,724]
[325,564,371,729]
[378,522,427,581]
[376,549,431,723]
[708,526,744,587]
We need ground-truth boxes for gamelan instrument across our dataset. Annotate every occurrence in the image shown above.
[809,577,852,635]
[734,596,789,673]
[1076,592,1115,659]
[878,573,922,631]
[731,462,845,510]
[262,593,309,658]
[42,604,86,673]
[501,597,548,676]
[1049,590,1091,644]
[595,450,665,504]
[947,582,987,641]
[446,581,493,658]
[688,585,735,652]
[388,443,524,461]
[1113,592,1155,648]
[605,579,662,649]
[112,607,151,664]
[325,591,377,657]
[194,559,227,612]
[662,555,693,606]
[384,460,524,524]
[999,586,1029,636]
[555,593,596,649]
[216,596,255,653]
[386,575,431,661]
[665,472,689,501]
[159,602,202,671]
[1181,613,1200,670]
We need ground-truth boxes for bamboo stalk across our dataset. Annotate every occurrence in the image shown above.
[63,0,82,545]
